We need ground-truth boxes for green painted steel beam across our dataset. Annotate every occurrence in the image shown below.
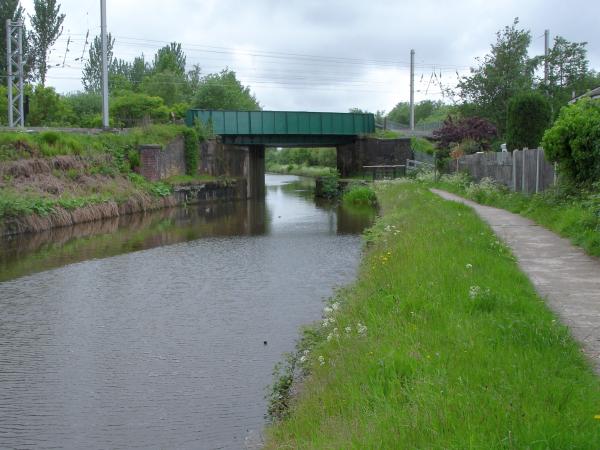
[221,134,356,147]
[185,109,375,137]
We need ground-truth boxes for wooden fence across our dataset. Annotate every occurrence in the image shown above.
[453,148,556,194]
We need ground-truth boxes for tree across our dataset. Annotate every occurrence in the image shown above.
[29,0,65,85]
[542,98,600,186]
[506,91,551,150]
[186,64,202,97]
[387,100,450,125]
[130,55,150,90]
[387,102,410,124]
[541,36,591,114]
[153,42,186,76]
[140,70,187,106]
[82,33,113,92]
[455,18,536,134]
[433,116,498,152]
[193,69,260,110]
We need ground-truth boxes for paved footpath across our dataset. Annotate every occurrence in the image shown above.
[431,189,600,373]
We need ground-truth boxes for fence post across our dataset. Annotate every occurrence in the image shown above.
[521,148,527,194]
[535,147,540,194]
[512,150,517,191]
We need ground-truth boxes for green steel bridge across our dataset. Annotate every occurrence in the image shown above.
[185,109,375,146]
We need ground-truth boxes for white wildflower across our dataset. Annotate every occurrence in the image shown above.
[318,355,325,366]
[327,333,333,342]
[323,306,333,315]
[465,263,473,269]
[357,322,368,336]
[331,302,340,311]
[299,355,308,363]
[344,326,352,334]
[303,349,310,356]
[322,317,335,327]
[469,285,481,299]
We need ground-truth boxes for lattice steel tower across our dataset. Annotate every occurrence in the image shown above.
[6,20,24,127]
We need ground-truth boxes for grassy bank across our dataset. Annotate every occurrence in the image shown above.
[435,173,600,257]
[266,180,600,448]
[266,163,337,178]
[0,126,218,234]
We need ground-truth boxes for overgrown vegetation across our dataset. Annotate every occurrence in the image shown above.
[266,181,600,448]
[342,184,377,206]
[0,125,207,226]
[316,174,340,199]
[181,127,199,175]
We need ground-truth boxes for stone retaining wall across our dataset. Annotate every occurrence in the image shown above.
[139,136,185,181]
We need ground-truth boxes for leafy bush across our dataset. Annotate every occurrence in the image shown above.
[317,174,340,198]
[110,92,170,127]
[27,85,74,126]
[542,98,600,186]
[342,184,377,206]
[506,91,552,150]
[63,92,102,128]
[433,116,498,152]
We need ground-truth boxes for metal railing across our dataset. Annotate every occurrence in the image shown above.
[406,159,433,172]
[362,165,406,180]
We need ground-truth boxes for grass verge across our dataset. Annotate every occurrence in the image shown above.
[435,173,600,257]
[265,180,600,449]
[266,163,337,178]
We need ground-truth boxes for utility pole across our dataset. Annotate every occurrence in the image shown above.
[100,0,109,129]
[409,49,415,131]
[6,19,24,127]
[544,29,550,86]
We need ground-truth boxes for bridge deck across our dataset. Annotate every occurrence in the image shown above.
[186,110,374,143]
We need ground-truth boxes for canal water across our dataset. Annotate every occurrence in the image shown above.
[0,174,375,449]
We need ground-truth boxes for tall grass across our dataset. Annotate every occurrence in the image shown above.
[265,181,600,449]
[0,125,185,161]
[342,184,377,206]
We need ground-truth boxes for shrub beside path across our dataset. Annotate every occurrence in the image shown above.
[432,188,600,373]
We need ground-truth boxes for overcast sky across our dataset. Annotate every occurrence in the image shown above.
[19,0,600,113]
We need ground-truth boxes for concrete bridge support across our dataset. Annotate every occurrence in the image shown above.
[198,140,265,199]
[336,137,413,177]
[247,145,265,199]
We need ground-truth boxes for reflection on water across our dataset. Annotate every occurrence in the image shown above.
[0,174,375,449]
[0,200,268,282]
[1,175,375,282]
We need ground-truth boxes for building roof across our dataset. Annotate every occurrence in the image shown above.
[569,86,600,103]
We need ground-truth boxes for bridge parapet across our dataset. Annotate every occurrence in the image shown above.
[186,109,374,146]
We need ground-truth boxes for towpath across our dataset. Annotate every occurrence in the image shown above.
[431,188,600,373]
